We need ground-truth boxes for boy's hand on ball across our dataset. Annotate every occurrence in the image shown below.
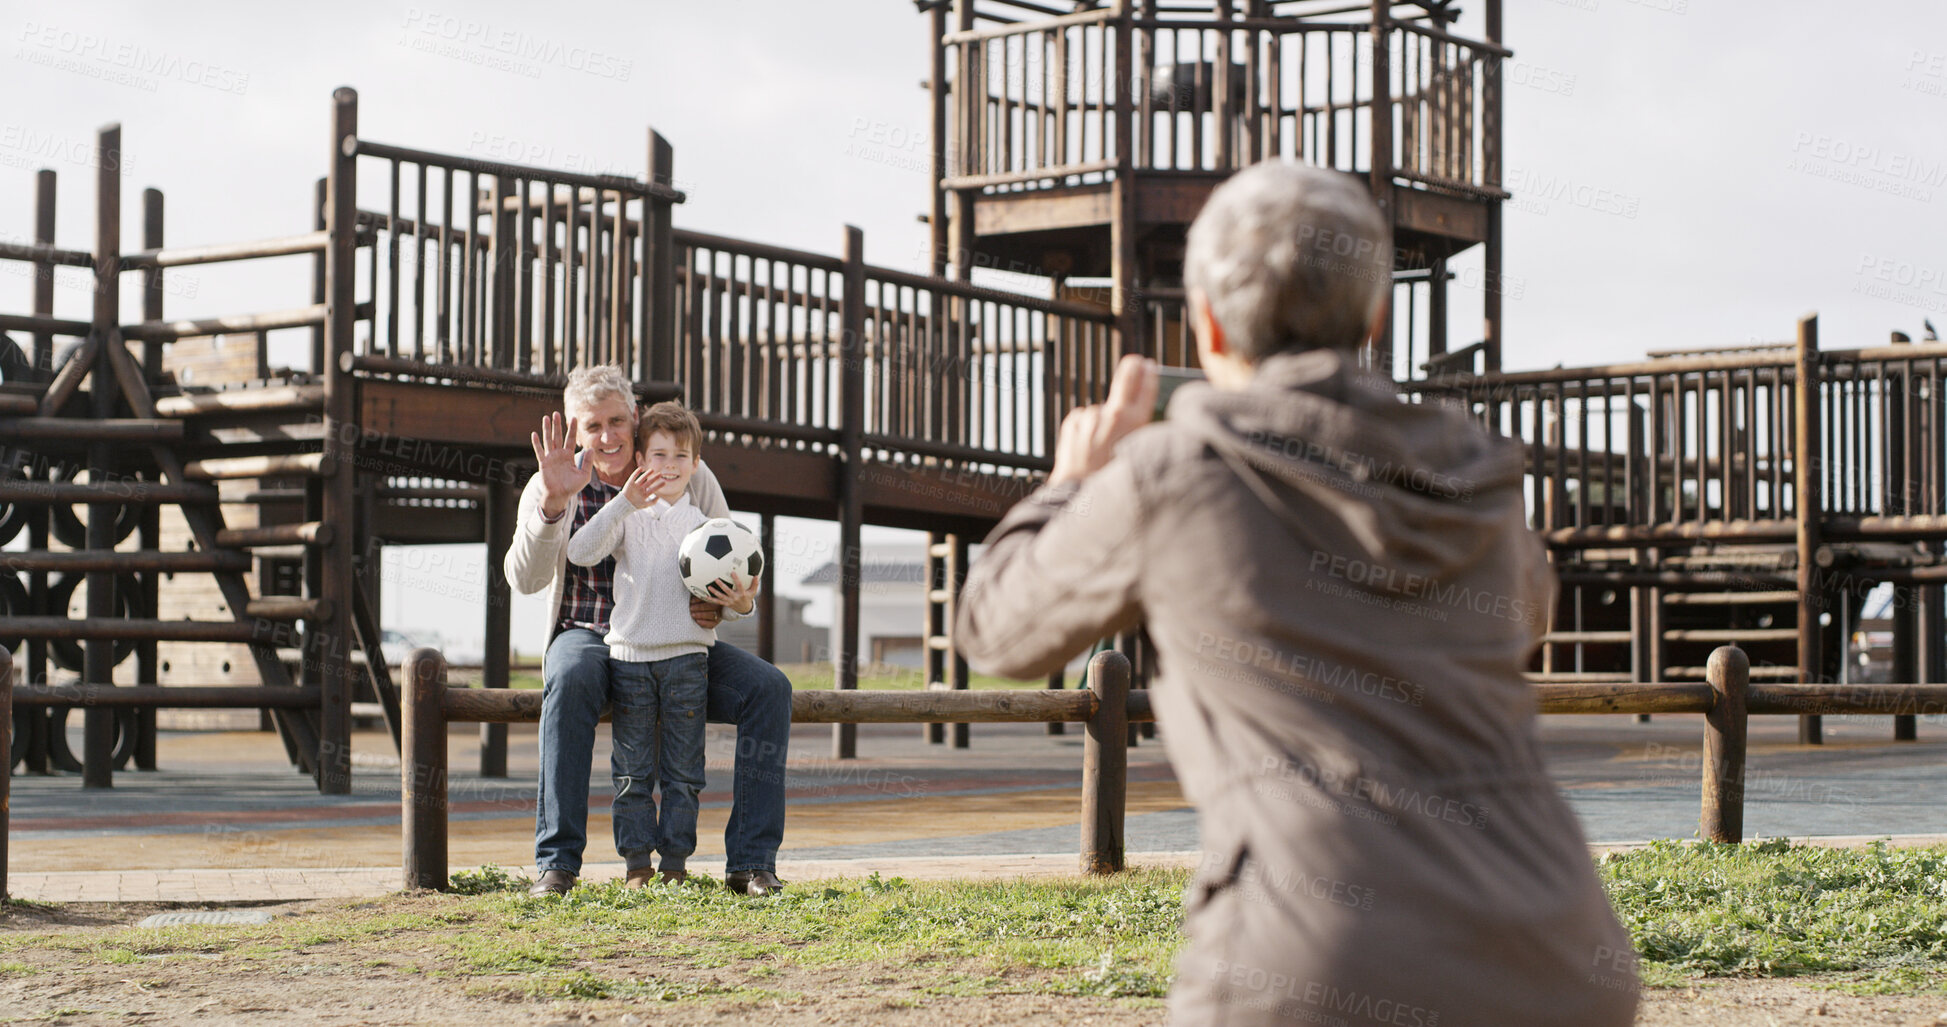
[707,572,760,616]
[622,466,658,509]
[689,596,723,629]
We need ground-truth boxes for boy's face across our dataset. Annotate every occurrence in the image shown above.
[638,429,697,503]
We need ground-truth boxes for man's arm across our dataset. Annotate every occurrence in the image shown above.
[504,472,568,596]
[955,461,1145,680]
[688,460,730,519]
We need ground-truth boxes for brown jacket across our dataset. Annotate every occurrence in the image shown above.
[959,350,1637,1027]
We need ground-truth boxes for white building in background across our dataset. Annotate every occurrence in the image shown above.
[801,546,928,670]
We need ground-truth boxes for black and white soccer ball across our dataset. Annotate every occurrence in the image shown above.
[679,518,764,600]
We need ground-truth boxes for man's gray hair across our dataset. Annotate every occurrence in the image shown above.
[1184,161,1391,361]
[562,364,635,417]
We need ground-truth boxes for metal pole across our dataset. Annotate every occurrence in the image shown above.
[135,186,163,772]
[1702,645,1748,843]
[1081,649,1130,874]
[401,647,449,890]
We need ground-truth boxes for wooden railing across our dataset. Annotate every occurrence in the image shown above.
[347,132,681,386]
[672,229,1118,472]
[396,646,1141,890]
[1407,318,1947,544]
[9,640,1930,900]
[939,9,1503,195]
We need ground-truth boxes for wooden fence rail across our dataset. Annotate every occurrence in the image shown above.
[3,644,1942,901]
[400,647,1143,890]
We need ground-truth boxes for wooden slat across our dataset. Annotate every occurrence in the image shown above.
[0,550,249,574]
[0,417,182,441]
[154,385,325,417]
[6,617,264,643]
[183,452,333,480]
[12,686,324,709]
[216,521,333,548]
[0,481,219,505]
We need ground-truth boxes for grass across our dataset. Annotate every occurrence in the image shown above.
[15,842,1947,1008]
[1599,839,1947,993]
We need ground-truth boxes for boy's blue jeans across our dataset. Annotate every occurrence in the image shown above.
[608,652,708,873]
[536,630,790,877]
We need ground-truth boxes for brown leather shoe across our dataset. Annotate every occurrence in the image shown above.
[622,868,657,890]
[658,868,690,885]
[526,869,576,897]
[724,869,784,896]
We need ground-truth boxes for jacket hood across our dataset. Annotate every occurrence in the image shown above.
[1166,348,1528,580]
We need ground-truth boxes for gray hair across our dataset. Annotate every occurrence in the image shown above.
[1184,161,1391,361]
[562,364,635,417]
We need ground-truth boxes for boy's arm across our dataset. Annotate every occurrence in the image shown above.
[504,472,569,595]
[566,494,635,567]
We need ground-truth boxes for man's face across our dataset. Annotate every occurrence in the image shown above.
[639,429,698,503]
[571,395,637,484]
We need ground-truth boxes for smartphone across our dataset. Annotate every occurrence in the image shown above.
[1153,366,1206,421]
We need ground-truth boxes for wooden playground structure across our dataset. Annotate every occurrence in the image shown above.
[4,0,1945,825]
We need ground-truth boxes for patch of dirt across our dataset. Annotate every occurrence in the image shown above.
[1636,979,1947,1026]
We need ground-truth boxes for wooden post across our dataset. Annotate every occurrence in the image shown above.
[1,644,12,900]
[928,1,949,278]
[319,87,360,793]
[24,170,54,776]
[1081,649,1130,874]
[645,129,676,383]
[1481,0,1503,371]
[83,123,121,790]
[1047,669,1066,736]
[1794,314,1823,746]
[1367,1,1394,366]
[757,512,777,664]
[924,533,948,745]
[1702,645,1748,843]
[401,647,449,890]
[135,186,164,771]
[480,481,512,777]
[949,534,970,749]
[1110,1,1141,358]
[833,225,865,760]
[1887,346,1918,741]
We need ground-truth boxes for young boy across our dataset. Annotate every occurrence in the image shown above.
[565,401,753,887]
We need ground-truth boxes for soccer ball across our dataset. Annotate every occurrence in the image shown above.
[679,518,765,600]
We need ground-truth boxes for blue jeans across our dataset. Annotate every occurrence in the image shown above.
[536,630,791,876]
[609,653,708,873]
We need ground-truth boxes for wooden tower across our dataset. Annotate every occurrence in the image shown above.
[923,0,1508,377]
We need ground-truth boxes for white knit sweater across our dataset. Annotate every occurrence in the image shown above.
[565,493,724,663]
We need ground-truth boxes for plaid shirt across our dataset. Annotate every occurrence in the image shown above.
[556,476,623,636]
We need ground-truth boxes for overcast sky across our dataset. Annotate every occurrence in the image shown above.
[4,1,1943,655]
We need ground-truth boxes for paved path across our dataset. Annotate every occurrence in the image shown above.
[9,711,1947,902]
